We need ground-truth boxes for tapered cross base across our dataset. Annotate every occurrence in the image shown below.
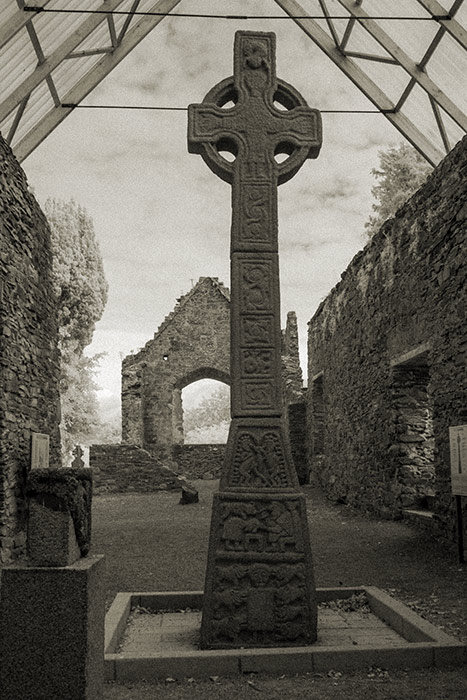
[188,31,322,649]
[200,418,317,649]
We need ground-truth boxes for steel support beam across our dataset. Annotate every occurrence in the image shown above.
[417,0,467,49]
[273,0,444,165]
[0,1,51,50]
[318,0,340,47]
[15,0,183,162]
[0,0,129,123]
[343,51,399,65]
[430,95,451,152]
[336,0,467,132]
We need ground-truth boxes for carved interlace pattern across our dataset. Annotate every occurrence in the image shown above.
[241,349,273,375]
[242,185,270,241]
[240,316,273,346]
[242,262,271,311]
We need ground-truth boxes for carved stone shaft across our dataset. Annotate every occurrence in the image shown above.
[188,30,322,649]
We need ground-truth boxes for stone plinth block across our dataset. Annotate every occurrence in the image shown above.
[26,467,93,566]
[200,489,317,649]
[0,554,105,700]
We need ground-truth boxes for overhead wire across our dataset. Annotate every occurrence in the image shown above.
[61,104,394,113]
[23,7,450,21]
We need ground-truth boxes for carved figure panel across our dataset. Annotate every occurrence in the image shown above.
[218,498,304,553]
[230,430,289,487]
[209,560,313,645]
[237,36,273,98]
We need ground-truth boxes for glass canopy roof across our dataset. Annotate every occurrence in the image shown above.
[1,0,466,164]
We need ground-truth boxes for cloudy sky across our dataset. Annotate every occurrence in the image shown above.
[21,5,414,417]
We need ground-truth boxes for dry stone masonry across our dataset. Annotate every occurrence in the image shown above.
[308,135,467,541]
[117,277,305,487]
[188,30,321,649]
[0,137,104,698]
[90,444,183,493]
[122,277,231,453]
[0,135,61,564]
[172,444,225,479]
[282,311,308,484]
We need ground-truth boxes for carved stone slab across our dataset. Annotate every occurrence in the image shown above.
[203,492,316,648]
[188,30,322,649]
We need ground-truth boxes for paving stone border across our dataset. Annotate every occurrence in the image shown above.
[104,587,466,681]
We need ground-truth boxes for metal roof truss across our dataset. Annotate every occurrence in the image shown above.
[0,0,465,165]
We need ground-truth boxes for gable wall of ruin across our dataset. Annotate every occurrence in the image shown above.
[121,278,231,456]
[119,281,306,482]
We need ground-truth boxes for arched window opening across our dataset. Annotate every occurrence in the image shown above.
[181,379,230,444]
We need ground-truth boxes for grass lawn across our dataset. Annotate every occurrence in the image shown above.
[91,480,467,699]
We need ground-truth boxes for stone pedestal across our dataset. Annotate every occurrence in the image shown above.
[26,467,93,565]
[200,418,317,649]
[0,555,105,700]
[28,498,81,566]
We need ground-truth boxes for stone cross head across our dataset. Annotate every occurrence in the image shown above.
[188,31,322,252]
[188,31,321,187]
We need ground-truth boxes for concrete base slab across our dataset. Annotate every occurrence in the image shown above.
[104,587,466,681]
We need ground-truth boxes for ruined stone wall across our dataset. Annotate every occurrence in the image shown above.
[0,137,61,563]
[122,277,231,453]
[116,279,308,488]
[287,400,308,485]
[281,311,303,404]
[281,311,307,483]
[172,444,225,479]
[308,136,467,541]
[89,445,181,493]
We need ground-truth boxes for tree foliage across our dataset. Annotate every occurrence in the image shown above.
[44,199,109,459]
[365,143,433,238]
[44,198,108,356]
[184,384,230,443]
[59,353,103,456]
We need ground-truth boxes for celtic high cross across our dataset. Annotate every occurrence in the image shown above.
[188,31,322,649]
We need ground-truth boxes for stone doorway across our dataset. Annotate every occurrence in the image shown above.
[311,373,325,459]
[181,378,230,445]
[391,350,435,510]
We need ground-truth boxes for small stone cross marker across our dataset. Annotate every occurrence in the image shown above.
[72,444,85,469]
[188,31,322,649]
